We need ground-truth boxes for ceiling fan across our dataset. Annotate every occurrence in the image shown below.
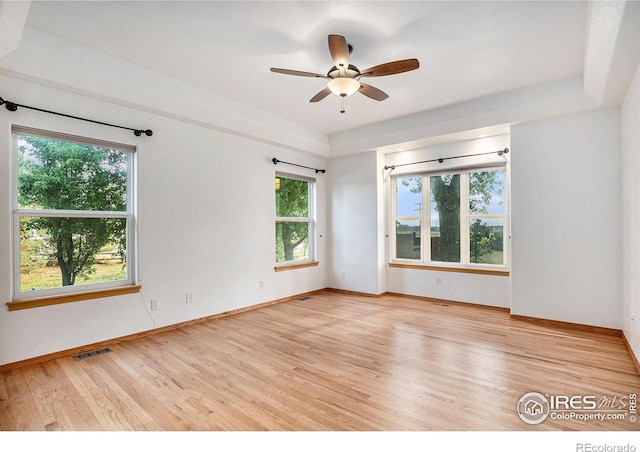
[270,34,419,113]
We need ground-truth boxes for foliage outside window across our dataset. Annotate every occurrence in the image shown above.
[393,168,507,268]
[13,127,136,299]
[275,174,314,265]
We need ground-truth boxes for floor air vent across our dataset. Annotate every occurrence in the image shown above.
[73,347,112,361]
[298,296,312,301]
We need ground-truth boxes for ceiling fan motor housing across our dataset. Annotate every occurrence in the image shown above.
[327,64,361,79]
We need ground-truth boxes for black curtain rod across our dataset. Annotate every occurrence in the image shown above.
[272,158,325,174]
[0,96,153,137]
[384,148,509,171]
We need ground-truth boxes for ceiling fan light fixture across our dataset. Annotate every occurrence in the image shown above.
[328,77,361,97]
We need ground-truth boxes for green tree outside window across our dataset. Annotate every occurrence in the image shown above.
[275,176,311,262]
[17,134,129,290]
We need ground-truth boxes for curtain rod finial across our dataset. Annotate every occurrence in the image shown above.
[1,96,18,111]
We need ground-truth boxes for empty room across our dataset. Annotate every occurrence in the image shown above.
[0,0,639,446]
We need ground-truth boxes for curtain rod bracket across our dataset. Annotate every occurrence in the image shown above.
[0,95,153,137]
[273,158,325,174]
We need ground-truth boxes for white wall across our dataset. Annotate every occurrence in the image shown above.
[0,76,327,366]
[621,62,640,359]
[384,135,512,308]
[375,151,387,295]
[511,109,622,329]
[327,151,384,295]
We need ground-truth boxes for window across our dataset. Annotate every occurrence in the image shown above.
[275,173,315,267]
[468,170,506,265]
[392,167,507,270]
[12,127,137,303]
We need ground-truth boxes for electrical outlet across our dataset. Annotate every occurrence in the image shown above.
[341,271,345,278]
[150,299,159,310]
[436,278,442,285]
[186,293,193,304]
[259,280,264,289]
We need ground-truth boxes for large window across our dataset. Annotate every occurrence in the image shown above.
[12,127,137,302]
[392,168,507,269]
[275,173,315,266]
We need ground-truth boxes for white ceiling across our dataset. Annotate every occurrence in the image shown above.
[1,1,639,156]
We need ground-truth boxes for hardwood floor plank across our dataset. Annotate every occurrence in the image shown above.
[22,365,71,430]
[1,291,638,431]
[56,357,125,430]
[4,368,47,430]
[0,372,17,431]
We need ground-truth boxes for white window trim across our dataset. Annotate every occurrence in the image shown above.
[11,126,138,301]
[390,165,509,272]
[275,172,316,268]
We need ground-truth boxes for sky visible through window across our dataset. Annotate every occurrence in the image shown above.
[396,172,505,226]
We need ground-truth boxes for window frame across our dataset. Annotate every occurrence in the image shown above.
[10,126,138,305]
[274,172,316,270]
[390,165,508,272]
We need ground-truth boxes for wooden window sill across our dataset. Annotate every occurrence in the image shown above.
[7,285,142,311]
[274,261,319,272]
[388,262,509,277]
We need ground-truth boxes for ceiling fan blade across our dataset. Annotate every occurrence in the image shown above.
[270,68,328,78]
[309,87,332,102]
[361,58,420,77]
[328,34,350,68]
[358,83,389,101]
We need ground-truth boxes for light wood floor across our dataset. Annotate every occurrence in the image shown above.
[1,291,638,431]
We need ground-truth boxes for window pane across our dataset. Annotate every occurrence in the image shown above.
[396,177,422,217]
[396,220,421,259]
[470,218,504,265]
[469,170,504,215]
[19,217,128,291]
[18,135,128,211]
[276,221,309,262]
[276,177,308,218]
[430,175,460,262]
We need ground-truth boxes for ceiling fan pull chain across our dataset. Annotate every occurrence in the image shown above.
[340,96,346,114]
